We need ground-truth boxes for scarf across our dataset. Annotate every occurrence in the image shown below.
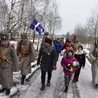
[43,45,53,55]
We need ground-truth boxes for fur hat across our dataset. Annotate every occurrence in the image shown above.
[1,34,9,40]
[45,38,52,45]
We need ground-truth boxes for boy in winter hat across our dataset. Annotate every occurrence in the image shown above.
[61,49,79,93]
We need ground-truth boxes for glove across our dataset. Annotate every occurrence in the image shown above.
[52,65,57,70]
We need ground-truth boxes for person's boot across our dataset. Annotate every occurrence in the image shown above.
[21,75,26,85]
[47,81,51,86]
[6,89,10,95]
[73,76,78,82]
[40,83,45,91]
[64,86,68,93]
[21,78,24,85]
[0,88,6,93]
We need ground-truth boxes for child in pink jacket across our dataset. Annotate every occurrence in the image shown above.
[61,49,79,93]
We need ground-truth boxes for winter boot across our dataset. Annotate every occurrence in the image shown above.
[47,81,51,86]
[73,76,78,82]
[95,84,98,88]
[21,75,26,85]
[40,83,45,91]
[0,88,6,93]
[6,89,10,95]
[64,86,68,93]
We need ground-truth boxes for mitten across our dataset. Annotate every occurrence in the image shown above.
[52,65,57,70]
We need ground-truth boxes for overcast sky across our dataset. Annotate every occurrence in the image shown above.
[56,0,98,35]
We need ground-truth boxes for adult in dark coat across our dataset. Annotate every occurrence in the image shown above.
[37,38,57,91]
[0,34,19,95]
[73,45,86,82]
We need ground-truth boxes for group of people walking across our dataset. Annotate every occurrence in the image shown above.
[0,31,98,96]
[37,33,86,93]
[0,33,35,95]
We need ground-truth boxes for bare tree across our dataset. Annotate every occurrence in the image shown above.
[0,0,8,31]
[86,7,98,44]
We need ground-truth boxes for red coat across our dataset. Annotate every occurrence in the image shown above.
[61,56,77,75]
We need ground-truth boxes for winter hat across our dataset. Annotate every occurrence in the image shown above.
[21,33,27,39]
[1,34,9,40]
[45,38,52,45]
[44,32,49,35]
[65,42,71,47]
[66,49,74,57]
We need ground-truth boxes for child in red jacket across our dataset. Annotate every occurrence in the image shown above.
[61,49,79,93]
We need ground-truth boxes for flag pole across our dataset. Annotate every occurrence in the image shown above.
[25,27,29,33]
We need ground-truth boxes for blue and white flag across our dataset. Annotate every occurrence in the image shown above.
[29,18,44,35]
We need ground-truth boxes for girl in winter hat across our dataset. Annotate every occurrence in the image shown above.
[61,49,79,93]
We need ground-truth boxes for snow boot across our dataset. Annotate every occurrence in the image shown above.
[6,89,10,95]
[0,88,6,93]
[64,86,68,93]
[40,84,45,91]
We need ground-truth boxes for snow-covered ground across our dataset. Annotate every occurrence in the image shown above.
[14,57,98,98]
[0,42,98,98]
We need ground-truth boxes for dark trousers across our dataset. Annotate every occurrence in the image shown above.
[41,70,52,84]
[74,67,81,79]
[57,52,60,61]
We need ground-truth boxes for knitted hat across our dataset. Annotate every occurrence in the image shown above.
[66,49,74,57]
[45,38,52,45]
[1,34,9,40]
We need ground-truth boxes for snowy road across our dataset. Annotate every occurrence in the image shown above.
[1,56,98,98]
[15,56,98,98]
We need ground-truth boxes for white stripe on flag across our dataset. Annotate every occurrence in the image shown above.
[34,22,40,30]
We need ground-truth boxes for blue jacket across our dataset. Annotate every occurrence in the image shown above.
[54,41,62,52]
